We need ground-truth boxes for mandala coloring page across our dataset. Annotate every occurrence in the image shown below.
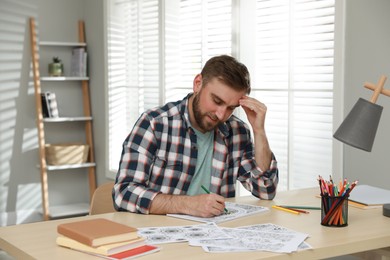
[167,202,269,223]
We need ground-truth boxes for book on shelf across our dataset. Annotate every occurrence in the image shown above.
[57,218,138,247]
[71,47,87,77]
[67,244,160,260]
[41,91,59,118]
[56,235,146,256]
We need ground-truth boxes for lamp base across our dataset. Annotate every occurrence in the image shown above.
[383,204,390,218]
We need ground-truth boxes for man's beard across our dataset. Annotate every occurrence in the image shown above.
[192,93,221,132]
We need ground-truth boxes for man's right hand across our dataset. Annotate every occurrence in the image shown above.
[150,193,226,217]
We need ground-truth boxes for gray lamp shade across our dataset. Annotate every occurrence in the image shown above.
[333,98,383,152]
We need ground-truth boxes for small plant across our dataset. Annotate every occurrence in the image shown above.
[52,56,62,63]
[49,56,64,76]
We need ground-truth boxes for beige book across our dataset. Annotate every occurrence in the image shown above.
[56,236,146,256]
[57,218,138,247]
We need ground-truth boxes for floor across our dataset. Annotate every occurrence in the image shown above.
[0,251,14,260]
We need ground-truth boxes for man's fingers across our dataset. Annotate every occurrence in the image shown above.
[200,194,226,216]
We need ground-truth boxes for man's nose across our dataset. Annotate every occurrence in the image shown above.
[215,106,227,120]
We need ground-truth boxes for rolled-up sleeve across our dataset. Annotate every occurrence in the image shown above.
[113,114,161,214]
[237,130,279,200]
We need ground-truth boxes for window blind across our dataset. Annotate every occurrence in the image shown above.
[253,0,335,189]
[108,0,232,174]
[107,0,336,192]
[165,0,232,102]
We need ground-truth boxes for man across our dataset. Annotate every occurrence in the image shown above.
[113,55,278,217]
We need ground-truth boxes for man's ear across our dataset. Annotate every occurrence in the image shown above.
[193,74,202,93]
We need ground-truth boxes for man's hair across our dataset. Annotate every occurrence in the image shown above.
[200,55,251,94]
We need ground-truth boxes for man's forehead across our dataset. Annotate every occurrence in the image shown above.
[210,90,244,107]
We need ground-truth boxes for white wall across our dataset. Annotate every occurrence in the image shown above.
[0,0,108,225]
[84,0,108,186]
[342,0,390,189]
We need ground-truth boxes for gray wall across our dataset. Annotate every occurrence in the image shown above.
[1,0,389,226]
[343,0,390,189]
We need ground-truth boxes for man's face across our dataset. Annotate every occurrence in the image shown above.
[191,76,246,132]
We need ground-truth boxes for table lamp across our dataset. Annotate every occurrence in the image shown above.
[333,75,388,152]
[333,75,390,217]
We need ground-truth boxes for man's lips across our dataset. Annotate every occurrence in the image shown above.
[207,113,219,122]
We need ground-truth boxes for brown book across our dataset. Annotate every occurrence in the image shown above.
[57,218,138,247]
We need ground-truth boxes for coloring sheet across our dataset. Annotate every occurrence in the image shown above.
[202,241,312,253]
[239,223,312,251]
[197,223,311,253]
[189,226,308,253]
[138,222,310,253]
[167,202,269,223]
[137,223,230,244]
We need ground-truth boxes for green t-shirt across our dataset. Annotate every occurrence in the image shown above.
[186,128,214,195]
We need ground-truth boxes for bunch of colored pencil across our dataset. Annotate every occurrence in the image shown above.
[318,175,358,226]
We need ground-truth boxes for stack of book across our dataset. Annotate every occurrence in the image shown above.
[56,218,159,259]
[70,47,87,77]
[41,91,59,118]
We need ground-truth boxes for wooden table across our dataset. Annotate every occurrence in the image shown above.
[1,188,390,259]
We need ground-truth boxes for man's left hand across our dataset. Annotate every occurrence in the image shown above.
[239,96,267,134]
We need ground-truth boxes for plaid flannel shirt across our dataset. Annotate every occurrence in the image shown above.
[113,94,278,214]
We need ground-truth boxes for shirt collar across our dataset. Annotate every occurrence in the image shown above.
[180,93,230,138]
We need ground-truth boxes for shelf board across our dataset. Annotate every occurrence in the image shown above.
[39,41,86,47]
[41,76,89,81]
[38,203,90,219]
[46,162,96,171]
[43,117,92,122]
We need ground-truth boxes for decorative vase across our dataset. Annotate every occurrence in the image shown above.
[48,57,64,76]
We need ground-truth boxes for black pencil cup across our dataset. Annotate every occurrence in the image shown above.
[321,195,348,227]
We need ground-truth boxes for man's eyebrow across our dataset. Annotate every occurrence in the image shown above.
[211,93,224,103]
[211,93,240,108]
